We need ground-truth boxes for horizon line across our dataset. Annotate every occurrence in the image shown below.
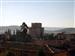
[0,25,74,28]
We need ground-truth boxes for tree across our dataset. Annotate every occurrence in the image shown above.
[38,48,46,56]
[20,22,29,40]
[48,33,54,40]
[21,22,28,34]
[43,33,55,40]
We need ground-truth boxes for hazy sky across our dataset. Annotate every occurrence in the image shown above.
[0,0,74,27]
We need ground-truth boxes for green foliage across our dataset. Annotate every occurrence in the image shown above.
[38,48,46,56]
[43,33,55,40]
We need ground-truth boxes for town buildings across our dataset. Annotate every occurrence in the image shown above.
[0,23,75,56]
[56,32,75,41]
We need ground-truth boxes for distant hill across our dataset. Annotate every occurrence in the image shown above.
[0,26,75,34]
[0,26,63,34]
[44,27,63,31]
[45,28,75,34]
[0,26,20,34]
[55,28,75,34]
[44,27,63,34]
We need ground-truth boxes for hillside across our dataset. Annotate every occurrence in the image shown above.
[0,26,20,34]
[55,28,75,34]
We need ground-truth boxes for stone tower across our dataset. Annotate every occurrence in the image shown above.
[29,23,44,39]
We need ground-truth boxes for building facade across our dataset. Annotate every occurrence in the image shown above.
[29,23,44,39]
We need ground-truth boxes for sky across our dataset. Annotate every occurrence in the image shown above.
[0,0,74,27]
